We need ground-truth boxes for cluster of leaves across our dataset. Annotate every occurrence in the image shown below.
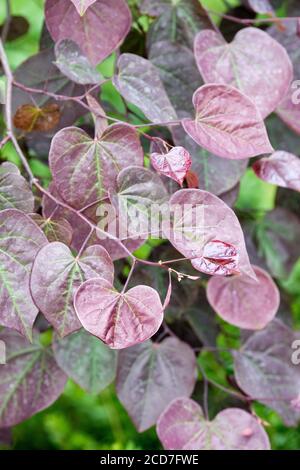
[1,0,300,451]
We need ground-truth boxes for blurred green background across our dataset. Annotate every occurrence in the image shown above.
[1,0,300,451]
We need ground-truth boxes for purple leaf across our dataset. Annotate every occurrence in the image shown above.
[150,146,192,187]
[116,337,197,432]
[148,41,203,118]
[55,39,103,85]
[207,265,280,330]
[253,151,300,192]
[113,53,177,123]
[86,95,108,138]
[142,0,212,49]
[45,0,131,65]
[191,240,239,276]
[74,277,164,349]
[245,0,277,13]
[12,48,91,132]
[172,126,248,195]
[0,162,34,212]
[234,319,300,426]
[0,210,48,340]
[255,208,300,279]
[30,214,73,245]
[53,328,117,393]
[49,124,144,209]
[157,397,270,450]
[167,189,255,279]
[0,329,67,427]
[182,84,274,159]
[194,28,292,119]
[70,0,97,16]
[30,242,114,338]
[268,19,300,134]
[115,166,169,239]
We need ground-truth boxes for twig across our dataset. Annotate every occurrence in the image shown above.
[1,0,11,43]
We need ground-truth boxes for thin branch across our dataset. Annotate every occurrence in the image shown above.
[121,259,136,294]
[1,0,11,43]
[206,9,297,26]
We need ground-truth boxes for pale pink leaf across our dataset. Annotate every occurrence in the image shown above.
[150,146,192,186]
[182,84,274,159]
[74,278,164,349]
[45,0,131,65]
[30,242,114,338]
[191,240,239,276]
[194,28,292,118]
[253,151,300,191]
[157,397,270,450]
[116,338,197,431]
[166,189,255,279]
[207,265,280,330]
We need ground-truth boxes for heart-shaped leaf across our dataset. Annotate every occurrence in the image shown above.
[167,189,255,279]
[182,85,273,159]
[142,0,212,49]
[0,329,67,427]
[194,28,292,119]
[30,242,114,337]
[207,265,280,329]
[45,0,131,65]
[116,337,197,432]
[113,53,177,123]
[150,146,192,186]
[191,240,239,276]
[49,124,144,209]
[0,210,48,340]
[245,0,280,13]
[0,162,34,212]
[74,277,164,349]
[253,151,300,192]
[70,0,97,16]
[53,328,117,393]
[55,39,103,85]
[234,319,300,426]
[157,397,270,450]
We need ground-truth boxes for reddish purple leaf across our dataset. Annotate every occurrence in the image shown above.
[30,213,73,245]
[0,162,34,212]
[74,278,164,349]
[253,151,300,192]
[182,84,273,159]
[116,338,197,431]
[30,242,114,337]
[53,328,117,393]
[70,0,97,16]
[245,0,276,13]
[157,397,270,450]
[0,210,48,340]
[113,53,177,123]
[166,189,255,279]
[234,319,300,426]
[0,329,67,427]
[207,265,280,330]
[45,0,131,65]
[150,146,192,186]
[191,240,239,276]
[49,124,144,209]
